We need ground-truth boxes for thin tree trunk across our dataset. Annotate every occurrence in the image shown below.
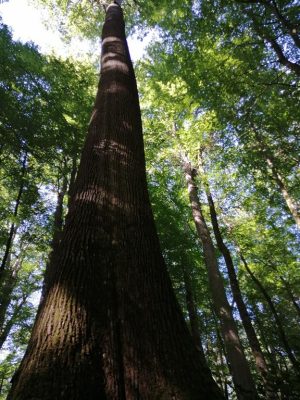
[263,0,300,48]
[250,302,279,376]
[236,0,300,48]
[0,260,21,334]
[51,177,67,253]
[8,4,223,399]
[182,159,257,400]
[181,262,207,363]
[42,176,68,298]
[239,252,300,371]
[243,8,300,76]
[0,152,27,284]
[201,177,277,398]
[265,36,300,76]
[217,346,229,400]
[280,278,300,320]
[268,2,300,49]
[0,295,28,350]
[265,157,300,228]
[67,155,77,211]
[264,261,300,320]
[251,303,291,400]
[0,237,29,348]
[251,129,300,228]
[214,318,231,400]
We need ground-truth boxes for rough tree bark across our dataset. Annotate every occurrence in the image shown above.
[7,3,223,400]
[182,158,258,400]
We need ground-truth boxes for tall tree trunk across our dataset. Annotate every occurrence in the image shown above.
[201,178,276,398]
[182,159,257,400]
[8,4,223,400]
[239,252,300,372]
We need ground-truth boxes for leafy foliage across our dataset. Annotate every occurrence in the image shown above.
[0,21,96,397]
[1,0,300,398]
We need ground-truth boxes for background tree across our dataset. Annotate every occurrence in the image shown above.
[1,0,299,398]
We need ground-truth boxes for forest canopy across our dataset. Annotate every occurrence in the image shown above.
[0,0,299,399]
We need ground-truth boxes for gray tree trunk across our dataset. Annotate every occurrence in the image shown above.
[182,158,258,400]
